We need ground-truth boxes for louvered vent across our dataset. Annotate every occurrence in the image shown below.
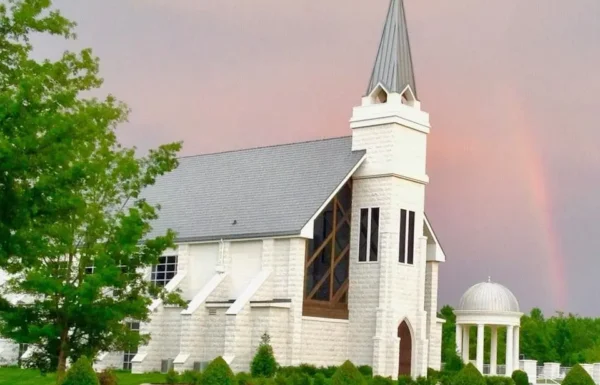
[208,308,217,316]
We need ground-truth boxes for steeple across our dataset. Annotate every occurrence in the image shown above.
[366,0,418,99]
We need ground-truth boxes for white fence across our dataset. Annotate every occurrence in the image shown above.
[448,360,600,384]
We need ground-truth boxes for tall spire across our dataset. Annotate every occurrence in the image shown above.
[366,0,418,98]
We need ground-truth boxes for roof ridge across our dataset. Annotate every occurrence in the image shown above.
[177,135,353,160]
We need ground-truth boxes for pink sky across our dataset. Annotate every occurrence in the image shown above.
[45,0,600,315]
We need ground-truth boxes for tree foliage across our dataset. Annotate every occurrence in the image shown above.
[0,0,182,378]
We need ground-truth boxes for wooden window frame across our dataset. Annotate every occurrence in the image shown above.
[303,180,352,320]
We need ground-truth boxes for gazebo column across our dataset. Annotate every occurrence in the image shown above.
[456,324,463,356]
[462,325,470,362]
[490,326,498,375]
[476,324,485,373]
[513,326,520,371]
[506,325,514,375]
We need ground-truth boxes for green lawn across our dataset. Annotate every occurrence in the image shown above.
[0,367,166,385]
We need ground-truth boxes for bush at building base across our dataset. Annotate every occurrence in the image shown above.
[332,360,367,385]
[61,356,99,385]
[561,364,595,385]
[511,370,528,385]
[451,363,485,385]
[485,375,515,385]
[199,356,235,385]
[369,375,395,385]
[251,333,278,378]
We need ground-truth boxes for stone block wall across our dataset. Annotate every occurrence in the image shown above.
[300,317,350,366]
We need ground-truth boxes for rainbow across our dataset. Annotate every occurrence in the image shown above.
[508,88,567,311]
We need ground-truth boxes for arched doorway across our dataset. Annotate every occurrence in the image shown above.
[398,321,412,377]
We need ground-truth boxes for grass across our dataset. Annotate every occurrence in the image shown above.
[0,366,166,385]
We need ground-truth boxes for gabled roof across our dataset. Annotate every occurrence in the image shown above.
[366,0,418,98]
[141,137,366,243]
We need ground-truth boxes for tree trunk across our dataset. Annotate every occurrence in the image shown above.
[56,327,69,383]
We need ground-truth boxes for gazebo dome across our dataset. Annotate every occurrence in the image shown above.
[458,279,520,313]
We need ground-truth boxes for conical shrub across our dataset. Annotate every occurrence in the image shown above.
[562,364,595,385]
[332,360,367,385]
[62,356,99,385]
[199,356,235,385]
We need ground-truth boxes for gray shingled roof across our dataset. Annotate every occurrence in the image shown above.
[366,0,418,98]
[141,136,365,242]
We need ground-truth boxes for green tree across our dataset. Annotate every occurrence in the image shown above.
[0,0,182,379]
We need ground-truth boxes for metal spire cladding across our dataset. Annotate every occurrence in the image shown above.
[366,0,418,98]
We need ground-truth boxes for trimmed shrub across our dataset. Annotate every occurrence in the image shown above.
[251,333,278,378]
[166,368,180,384]
[274,374,288,385]
[322,366,340,378]
[416,376,432,385]
[200,356,235,385]
[332,360,367,385]
[97,368,118,385]
[314,373,328,385]
[298,364,318,377]
[511,370,528,385]
[254,378,276,385]
[358,365,373,378]
[236,372,253,385]
[181,370,202,385]
[289,372,311,385]
[562,364,595,385]
[451,363,485,385]
[369,375,394,385]
[398,375,415,385]
[62,356,99,385]
[486,376,515,385]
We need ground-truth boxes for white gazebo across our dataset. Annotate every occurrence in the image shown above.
[455,278,523,376]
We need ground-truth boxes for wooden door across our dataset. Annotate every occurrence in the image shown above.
[398,321,412,377]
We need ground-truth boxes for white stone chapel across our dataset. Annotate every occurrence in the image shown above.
[0,0,447,379]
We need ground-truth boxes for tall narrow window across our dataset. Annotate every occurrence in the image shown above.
[370,208,380,262]
[407,211,415,264]
[399,209,407,263]
[359,208,369,262]
[358,207,380,263]
[399,209,416,265]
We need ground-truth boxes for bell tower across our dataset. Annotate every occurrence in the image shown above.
[348,0,433,378]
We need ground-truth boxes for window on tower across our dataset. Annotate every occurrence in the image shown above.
[399,209,416,265]
[358,207,380,263]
